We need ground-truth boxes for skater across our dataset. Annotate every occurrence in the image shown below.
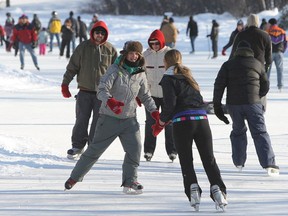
[9,14,39,70]
[0,24,5,46]
[47,11,61,52]
[64,41,158,195]
[207,20,219,58]
[153,49,227,211]
[59,19,73,59]
[61,21,117,159]
[222,20,244,56]
[213,40,279,175]
[160,17,178,48]
[77,16,88,43]
[143,29,177,162]
[186,16,198,53]
[266,18,287,91]
[38,27,49,55]
[229,14,272,111]
[65,11,79,52]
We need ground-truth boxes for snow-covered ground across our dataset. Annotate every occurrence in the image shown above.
[0,0,288,215]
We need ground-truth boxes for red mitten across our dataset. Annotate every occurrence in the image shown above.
[151,110,164,137]
[151,110,160,121]
[221,49,226,56]
[6,43,13,52]
[61,84,71,98]
[151,121,165,137]
[107,97,125,114]
[136,97,142,107]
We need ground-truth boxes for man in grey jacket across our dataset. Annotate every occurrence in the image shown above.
[64,41,158,194]
[61,20,117,159]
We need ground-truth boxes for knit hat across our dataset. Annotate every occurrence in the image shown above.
[120,41,143,55]
[19,14,28,19]
[237,40,251,50]
[237,19,244,26]
[268,18,277,25]
[247,14,259,27]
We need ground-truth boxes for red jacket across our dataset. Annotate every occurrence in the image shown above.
[11,22,37,44]
[0,25,5,36]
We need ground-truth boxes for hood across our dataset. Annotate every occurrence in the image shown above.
[89,20,109,44]
[148,29,165,50]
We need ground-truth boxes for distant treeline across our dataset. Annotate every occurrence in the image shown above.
[82,0,287,18]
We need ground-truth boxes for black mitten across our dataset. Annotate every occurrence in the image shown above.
[214,104,229,124]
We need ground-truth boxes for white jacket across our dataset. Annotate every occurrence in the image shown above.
[143,46,170,98]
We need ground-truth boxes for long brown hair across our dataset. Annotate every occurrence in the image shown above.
[164,49,200,91]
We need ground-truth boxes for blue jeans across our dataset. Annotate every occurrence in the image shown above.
[19,42,38,67]
[190,36,197,52]
[227,104,276,168]
[49,33,61,51]
[267,52,283,89]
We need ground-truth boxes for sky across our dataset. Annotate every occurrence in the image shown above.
[0,0,288,215]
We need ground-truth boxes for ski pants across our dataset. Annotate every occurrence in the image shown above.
[71,90,101,149]
[70,115,142,187]
[144,97,176,156]
[227,104,276,168]
[172,119,226,201]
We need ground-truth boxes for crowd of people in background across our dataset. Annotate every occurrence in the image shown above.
[0,11,99,69]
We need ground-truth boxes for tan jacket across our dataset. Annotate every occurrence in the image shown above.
[161,23,178,44]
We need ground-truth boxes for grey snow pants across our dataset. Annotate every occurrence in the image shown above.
[70,114,142,187]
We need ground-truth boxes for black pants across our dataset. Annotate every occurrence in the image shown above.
[144,97,176,155]
[173,119,226,201]
[60,39,71,58]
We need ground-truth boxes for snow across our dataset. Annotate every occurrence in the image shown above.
[0,1,288,215]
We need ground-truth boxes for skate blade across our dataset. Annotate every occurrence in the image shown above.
[266,168,280,176]
[123,188,143,195]
[67,154,81,160]
[191,204,199,211]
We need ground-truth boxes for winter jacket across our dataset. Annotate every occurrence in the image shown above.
[97,56,157,119]
[78,20,87,37]
[11,22,37,44]
[61,24,73,41]
[208,21,219,41]
[186,20,198,37]
[223,28,240,50]
[143,29,170,98]
[0,25,5,36]
[267,25,287,53]
[214,47,269,106]
[159,66,205,122]
[229,26,272,65]
[48,16,62,34]
[160,22,178,44]
[4,17,14,37]
[31,16,41,33]
[38,30,49,44]
[62,21,117,91]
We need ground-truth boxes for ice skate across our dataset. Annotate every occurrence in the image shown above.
[64,177,77,190]
[67,147,83,160]
[190,183,201,211]
[236,165,243,172]
[123,182,143,195]
[265,165,280,176]
[211,185,228,211]
[144,152,153,161]
[168,153,177,162]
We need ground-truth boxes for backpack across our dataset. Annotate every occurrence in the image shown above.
[49,19,61,33]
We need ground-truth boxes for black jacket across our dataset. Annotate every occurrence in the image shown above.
[186,20,198,37]
[214,47,269,106]
[229,26,272,66]
[159,74,204,122]
[223,28,240,50]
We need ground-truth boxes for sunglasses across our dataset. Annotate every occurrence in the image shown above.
[94,31,106,36]
[149,42,160,45]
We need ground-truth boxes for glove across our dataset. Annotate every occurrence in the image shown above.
[135,97,142,107]
[214,104,229,124]
[206,34,210,37]
[61,84,71,98]
[222,49,226,56]
[31,41,36,49]
[107,97,124,114]
[151,110,165,137]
